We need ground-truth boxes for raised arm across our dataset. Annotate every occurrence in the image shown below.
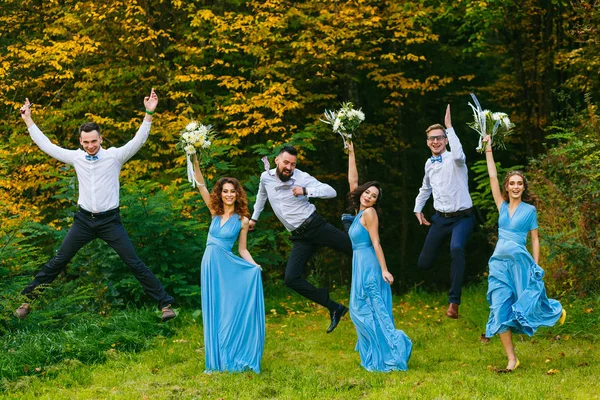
[483,135,504,210]
[238,217,261,268]
[444,104,466,164]
[20,98,77,164]
[363,208,394,284]
[192,154,213,213]
[347,141,359,192]
[143,88,158,123]
[114,88,158,163]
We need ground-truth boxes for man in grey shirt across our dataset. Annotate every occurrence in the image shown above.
[250,145,352,333]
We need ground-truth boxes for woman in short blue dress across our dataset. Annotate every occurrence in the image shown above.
[345,142,412,371]
[482,135,565,372]
[192,155,265,373]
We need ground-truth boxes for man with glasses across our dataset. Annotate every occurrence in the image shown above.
[249,145,352,333]
[414,105,474,319]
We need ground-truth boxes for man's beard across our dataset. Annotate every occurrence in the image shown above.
[276,167,293,182]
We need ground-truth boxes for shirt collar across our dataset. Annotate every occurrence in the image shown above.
[268,168,297,184]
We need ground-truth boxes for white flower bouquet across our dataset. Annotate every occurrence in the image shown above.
[468,93,515,153]
[177,121,215,187]
[320,101,365,149]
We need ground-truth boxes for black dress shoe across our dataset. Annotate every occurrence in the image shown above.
[327,304,349,333]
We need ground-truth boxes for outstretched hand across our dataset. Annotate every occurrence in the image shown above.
[347,141,354,154]
[444,104,452,128]
[415,212,431,226]
[482,134,492,151]
[248,219,256,231]
[20,98,32,118]
[383,270,394,285]
[144,88,158,112]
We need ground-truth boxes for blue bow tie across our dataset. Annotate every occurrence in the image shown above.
[430,155,442,163]
[85,154,99,161]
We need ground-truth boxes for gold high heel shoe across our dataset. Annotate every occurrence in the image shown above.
[508,359,520,371]
[496,358,520,374]
[559,309,567,325]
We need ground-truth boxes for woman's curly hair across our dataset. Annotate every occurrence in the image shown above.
[346,181,383,226]
[209,177,249,218]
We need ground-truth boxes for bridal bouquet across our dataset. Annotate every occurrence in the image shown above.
[177,121,215,187]
[468,94,515,153]
[320,102,365,149]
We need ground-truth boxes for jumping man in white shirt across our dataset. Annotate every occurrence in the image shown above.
[249,145,352,333]
[414,105,474,319]
[14,89,176,322]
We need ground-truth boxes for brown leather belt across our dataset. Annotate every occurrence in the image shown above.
[78,206,119,219]
[436,207,473,218]
[291,211,318,235]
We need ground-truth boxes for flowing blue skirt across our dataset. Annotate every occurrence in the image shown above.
[201,244,265,373]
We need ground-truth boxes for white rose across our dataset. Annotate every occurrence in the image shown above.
[185,121,198,132]
[202,140,211,149]
[184,144,196,155]
[198,125,208,136]
[333,118,341,132]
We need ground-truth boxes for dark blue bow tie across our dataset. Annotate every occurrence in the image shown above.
[85,154,99,161]
[430,155,442,163]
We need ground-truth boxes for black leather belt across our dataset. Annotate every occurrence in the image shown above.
[291,211,318,236]
[78,206,119,218]
[436,207,473,218]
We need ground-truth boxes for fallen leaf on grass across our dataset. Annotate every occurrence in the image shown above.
[576,362,589,367]
[546,369,560,375]
[172,339,188,343]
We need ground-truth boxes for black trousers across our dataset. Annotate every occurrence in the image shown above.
[21,208,175,309]
[417,212,474,305]
[285,214,352,311]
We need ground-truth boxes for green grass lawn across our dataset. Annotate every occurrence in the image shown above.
[1,284,599,399]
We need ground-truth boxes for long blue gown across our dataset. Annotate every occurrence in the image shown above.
[349,210,412,372]
[201,214,265,373]
[485,202,563,338]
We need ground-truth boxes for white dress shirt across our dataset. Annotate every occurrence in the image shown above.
[251,168,337,231]
[28,121,151,213]
[414,127,473,213]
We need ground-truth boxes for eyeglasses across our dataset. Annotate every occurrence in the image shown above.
[427,135,447,142]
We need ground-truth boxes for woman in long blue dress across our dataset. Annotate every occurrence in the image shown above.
[482,136,566,372]
[345,142,412,371]
[192,155,265,373]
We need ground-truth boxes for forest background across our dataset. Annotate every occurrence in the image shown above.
[1,0,599,360]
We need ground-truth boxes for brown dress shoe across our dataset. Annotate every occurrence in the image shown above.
[14,303,31,319]
[161,306,176,322]
[445,303,459,319]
